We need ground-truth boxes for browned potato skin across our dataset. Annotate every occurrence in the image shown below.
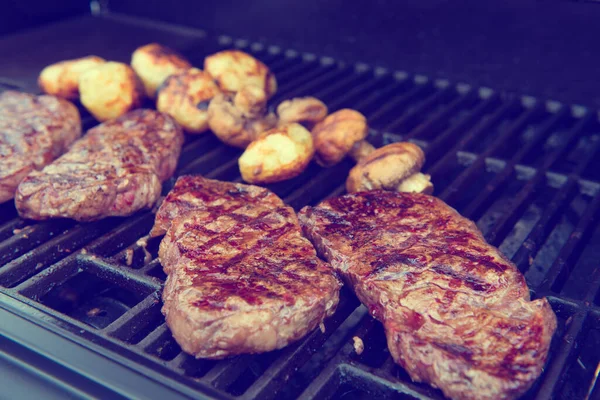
[312,109,368,167]
[238,123,314,184]
[204,50,277,98]
[346,142,432,193]
[277,97,328,128]
[131,43,192,98]
[79,62,144,122]
[156,68,220,134]
[207,92,276,148]
[38,56,105,99]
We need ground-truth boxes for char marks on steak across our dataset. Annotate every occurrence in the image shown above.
[15,109,184,221]
[0,91,81,203]
[299,191,557,400]
[152,175,340,359]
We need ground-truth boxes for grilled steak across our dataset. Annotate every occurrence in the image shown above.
[15,109,183,221]
[0,91,81,203]
[299,191,557,400]
[151,175,340,359]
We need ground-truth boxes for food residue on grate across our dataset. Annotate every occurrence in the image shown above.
[136,236,153,264]
[319,321,326,333]
[353,336,364,355]
[125,248,134,266]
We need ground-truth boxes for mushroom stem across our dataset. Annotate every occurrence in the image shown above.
[349,140,375,162]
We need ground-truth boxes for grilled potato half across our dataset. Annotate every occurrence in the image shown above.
[157,68,221,134]
[204,50,277,98]
[131,43,192,98]
[79,62,143,122]
[239,123,314,184]
[38,56,105,99]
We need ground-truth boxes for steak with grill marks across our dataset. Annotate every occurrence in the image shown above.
[151,175,341,359]
[15,109,183,221]
[298,191,557,400]
[0,91,81,203]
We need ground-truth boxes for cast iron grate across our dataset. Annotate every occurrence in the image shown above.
[1,23,600,400]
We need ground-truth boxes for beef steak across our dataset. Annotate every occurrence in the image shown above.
[15,109,183,221]
[152,175,341,359]
[299,190,557,400]
[0,91,81,203]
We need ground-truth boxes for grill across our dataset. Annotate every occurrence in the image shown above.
[1,10,600,400]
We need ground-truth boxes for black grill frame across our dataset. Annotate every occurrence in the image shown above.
[0,12,599,400]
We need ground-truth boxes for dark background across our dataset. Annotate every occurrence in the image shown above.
[2,0,600,108]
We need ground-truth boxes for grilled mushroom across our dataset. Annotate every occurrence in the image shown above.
[156,68,220,134]
[131,43,192,98]
[38,56,106,99]
[346,142,433,194]
[312,109,369,167]
[207,86,276,148]
[311,109,432,194]
[204,50,277,98]
[238,123,314,184]
[277,97,328,129]
[79,62,143,122]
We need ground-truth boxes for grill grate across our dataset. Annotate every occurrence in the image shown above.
[1,16,600,400]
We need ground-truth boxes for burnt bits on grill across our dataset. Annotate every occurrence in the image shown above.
[0,91,81,203]
[15,109,184,221]
[150,175,341,359]
[299,191,557,400]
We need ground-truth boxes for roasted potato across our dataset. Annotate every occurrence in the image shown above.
[79,62,143,122]
[207,91,276,148]
[277,97,328,128]
[38,56,105,99]
[312,109,368,167]
[131,43,192,98]
[156,68,220,134]
[204,50,277,98]
[239,123,314,184]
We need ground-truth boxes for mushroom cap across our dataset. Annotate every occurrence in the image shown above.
[207,93,276,148]
[277,97,328,127]
[156,68,221,134]
[38,56,106,100]
[239,123,314,184]
[79,61,143,122]
[131,43,192,98]
[312,109,368,167]
[346,142,431,193]
[204,50,277,98]
[234,84,268,118]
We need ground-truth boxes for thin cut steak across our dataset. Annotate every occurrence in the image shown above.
[15,109,183,221]
[0,91,81,203]
[299,191,557,400]
[151,175,341,359]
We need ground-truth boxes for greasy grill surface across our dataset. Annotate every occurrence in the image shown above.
[0,14,599,400]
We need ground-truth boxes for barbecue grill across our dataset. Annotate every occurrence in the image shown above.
[1,2,599,399]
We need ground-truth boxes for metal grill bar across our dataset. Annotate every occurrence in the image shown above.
[438,103,542,205]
